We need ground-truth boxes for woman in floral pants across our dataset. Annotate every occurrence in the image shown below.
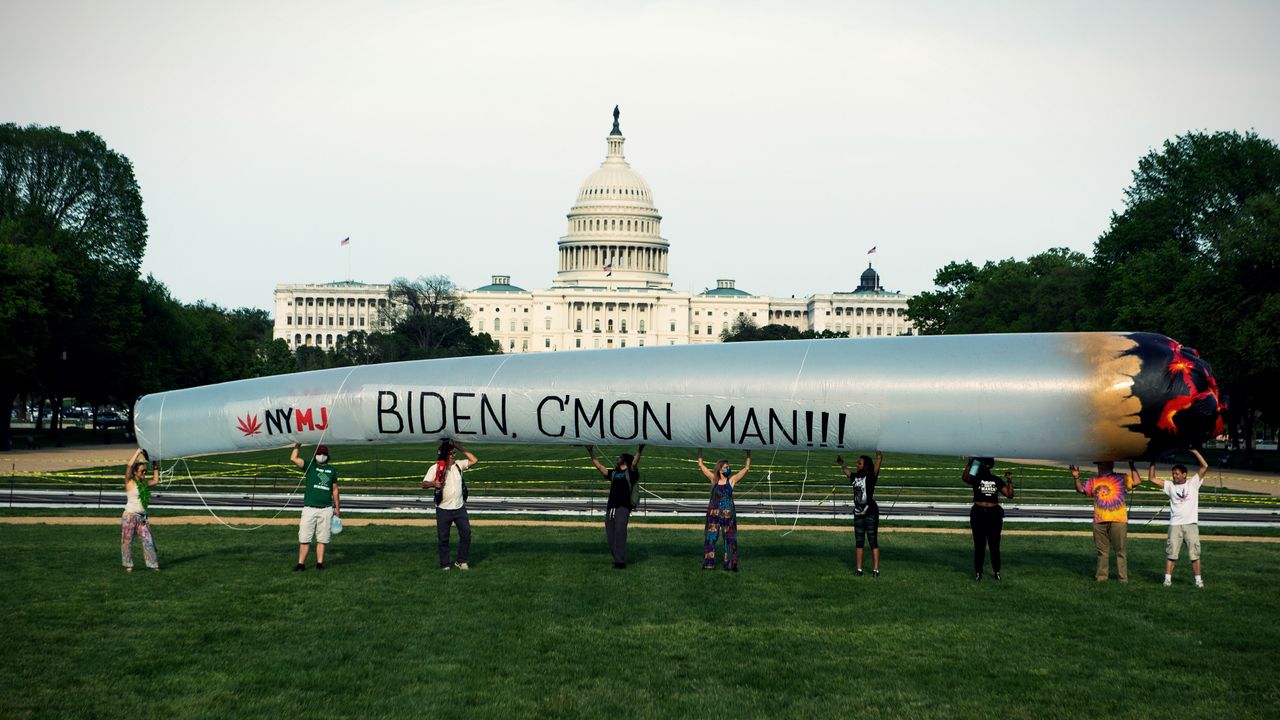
[121,448,160,572]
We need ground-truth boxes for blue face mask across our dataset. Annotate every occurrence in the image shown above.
[721,466,731,477]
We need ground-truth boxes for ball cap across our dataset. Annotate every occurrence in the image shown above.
[316,444,330,455]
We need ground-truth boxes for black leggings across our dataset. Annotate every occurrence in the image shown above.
[969,505,1004,574]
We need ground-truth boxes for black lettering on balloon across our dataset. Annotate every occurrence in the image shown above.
[610,400,639,440]
[706,405,735,443]
[642,401,672,441]
[453,392,476,436]
[537,395,566,437]
[419,392,446,434]
[738,408,764,444]
[481,393,508,436]
[377,391,403,434]
[769,408,797,446]
[574,398,605,439]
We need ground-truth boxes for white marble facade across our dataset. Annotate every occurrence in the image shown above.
[274,110,912,352]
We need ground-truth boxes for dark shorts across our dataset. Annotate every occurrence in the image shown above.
[854,511,879,549]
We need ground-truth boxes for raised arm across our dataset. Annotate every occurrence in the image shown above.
[729,451,751,486]
[585,445,610,477]
[1190,449,1209,479]
[1070,465,1086,495]
[289,443,306,469]
[874,450,883,476]
[1147,461,1159,487]
[632,444,646,470]
[1126,461,1141,490]
[961,458,975,486]
[149,460,160,488]
[835,455,853,479]
[455,441,478,466]
[1001,470,1014,499]
[126,448,144,480]
[697,449,716,482]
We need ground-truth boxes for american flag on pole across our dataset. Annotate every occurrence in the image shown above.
[867,246,876,255]
[340,237,350,246]
[603,259,613,277]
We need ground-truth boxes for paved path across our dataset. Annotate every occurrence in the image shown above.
[1,446,135,474]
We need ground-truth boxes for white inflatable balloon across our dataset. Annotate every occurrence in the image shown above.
[133,332,1223,462]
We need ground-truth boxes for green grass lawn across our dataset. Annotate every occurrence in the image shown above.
[12,442,1272,510]
[2,522,1277,719]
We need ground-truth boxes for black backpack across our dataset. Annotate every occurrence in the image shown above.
[628,469,641,510]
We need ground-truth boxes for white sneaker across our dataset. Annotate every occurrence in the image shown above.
[453,562,470,571]
[1194,578,1204,588]
[1162,577,1172,587]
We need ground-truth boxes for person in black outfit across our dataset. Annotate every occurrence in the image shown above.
[836,450,883,577]
[962,457,1014,581]
[586,444,645,569]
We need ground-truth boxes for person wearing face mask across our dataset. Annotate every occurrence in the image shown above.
[289,443,341,572]
[697,448,751,571]
[586,444,645,569]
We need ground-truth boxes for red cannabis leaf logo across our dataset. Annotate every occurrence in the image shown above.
[236,413,263,436]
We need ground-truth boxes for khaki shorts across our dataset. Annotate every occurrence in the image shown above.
[1166,523,1200,561]
[299,506,334,544]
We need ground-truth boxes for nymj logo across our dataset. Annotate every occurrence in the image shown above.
[236,407,329,436]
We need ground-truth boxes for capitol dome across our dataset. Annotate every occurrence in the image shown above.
[575,165,656,207]
[554,107,671,290]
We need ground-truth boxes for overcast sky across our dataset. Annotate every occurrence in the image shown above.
[4,0,1278,311]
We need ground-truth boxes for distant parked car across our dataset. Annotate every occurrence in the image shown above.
[93,411,128,429]
[63,407,85,419]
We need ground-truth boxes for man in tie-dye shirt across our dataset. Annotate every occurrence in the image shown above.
[1072,461,1142,582]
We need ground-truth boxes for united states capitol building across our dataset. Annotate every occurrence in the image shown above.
[273,109,914,352]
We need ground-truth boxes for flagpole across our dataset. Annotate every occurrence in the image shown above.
[347,242,352,282]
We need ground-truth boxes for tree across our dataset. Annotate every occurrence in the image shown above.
[0,124,147,448]
[1094,131,1280,457]
[382,275,501,359]
[906,249,1109,335]
[255,339,297,377]
[720,316,848,342]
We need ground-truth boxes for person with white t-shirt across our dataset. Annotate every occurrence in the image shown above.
[422,439,478,570]
[1148,448,1210,588]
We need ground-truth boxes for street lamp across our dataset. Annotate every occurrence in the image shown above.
[54,350,66,448]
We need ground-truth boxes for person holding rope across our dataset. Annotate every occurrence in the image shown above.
[289,443,340,572]
[698,448,750,571]
[836,451,883,577]
[1072,460,1141,582]
[586,444,645,569]
[423,439,478,571]
[1149,449,1210,588]
[121,448,160,573]
[962,457,1013,581]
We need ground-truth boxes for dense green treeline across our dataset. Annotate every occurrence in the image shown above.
[907,130,1280,454]
[0,124,496,449]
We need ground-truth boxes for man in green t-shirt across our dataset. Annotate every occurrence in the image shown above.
[290,443,341,571]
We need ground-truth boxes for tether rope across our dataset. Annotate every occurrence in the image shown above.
[168,365,360,531]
